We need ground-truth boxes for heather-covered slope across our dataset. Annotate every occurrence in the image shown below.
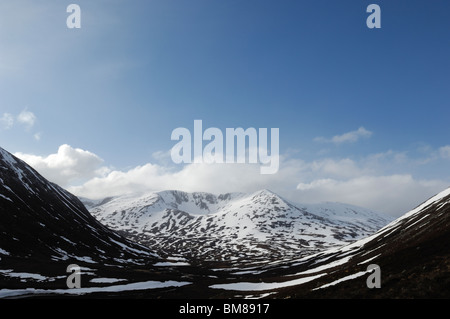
[0,147,189,296]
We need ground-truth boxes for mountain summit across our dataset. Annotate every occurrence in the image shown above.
[205,187,450,298]
[84,189,392,265]
[1,144,449,298]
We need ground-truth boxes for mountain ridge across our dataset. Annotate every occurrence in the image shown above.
[1,143,450,298]
[200,186,450,298]
[83,189,393,265]
[0,146,181,294]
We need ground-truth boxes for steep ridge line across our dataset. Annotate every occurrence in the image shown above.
[84,189,392,265]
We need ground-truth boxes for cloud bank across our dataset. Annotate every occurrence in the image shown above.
[15,144,108,187]
[14,144,450,217]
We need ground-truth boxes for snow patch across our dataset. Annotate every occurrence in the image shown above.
[210,274,325,291]
[0,280,191,298]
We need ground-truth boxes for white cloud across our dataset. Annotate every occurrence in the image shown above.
[439,145,450,159]
[1,109,41,140]
[33,132,42,141]
[314,127,372,145]
[0,113,14,130]
[67,151,448,217]
[296,175,447,217]
[15,144,108,187]
[309,158,367,179]
[17,108,36,130]
[14,144,450,218]
[69,159,302,202]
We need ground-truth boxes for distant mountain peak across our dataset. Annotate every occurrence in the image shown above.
[253,188,276,195]
[3,143,448,298]
[84,189,392,264]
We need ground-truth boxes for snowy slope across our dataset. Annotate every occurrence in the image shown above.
[85,189,392,264]
[0,146,169,293]
[206,187,450,298]
[3,142,448,298]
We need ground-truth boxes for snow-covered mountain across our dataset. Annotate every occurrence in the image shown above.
[0,146,181,295]
[2,143,449,299]
[84,189,392,264]
[206,187,450,298]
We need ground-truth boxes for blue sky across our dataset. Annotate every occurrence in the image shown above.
[1,0,450,216]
